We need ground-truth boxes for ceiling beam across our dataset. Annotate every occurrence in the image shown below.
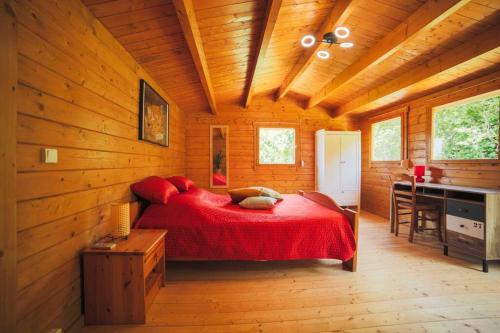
[244,0,283,107]
[307,0,471,109]
[275,0,355,101]
[330,24,500,117]
[173,0,217,114]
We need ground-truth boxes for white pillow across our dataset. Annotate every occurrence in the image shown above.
[239,196,277,210]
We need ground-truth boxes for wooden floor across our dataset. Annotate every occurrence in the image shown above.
[80,212,500,333]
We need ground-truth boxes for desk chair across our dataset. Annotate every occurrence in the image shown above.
[390,174,443,243]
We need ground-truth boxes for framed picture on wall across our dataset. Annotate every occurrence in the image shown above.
[139,79,169,147]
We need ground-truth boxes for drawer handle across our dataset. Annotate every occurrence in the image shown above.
[457,237,471,245]
[460,224,465,228]
[458,208,468,213]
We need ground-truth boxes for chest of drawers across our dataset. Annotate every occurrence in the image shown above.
[444,194,500,272]
[82,229,167,324]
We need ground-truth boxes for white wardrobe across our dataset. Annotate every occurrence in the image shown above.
[315,130,361,207]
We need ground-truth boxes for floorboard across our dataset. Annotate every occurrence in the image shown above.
[79,211,500,332]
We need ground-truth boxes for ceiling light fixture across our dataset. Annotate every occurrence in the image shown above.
[340,42,354,48]
[300,27,354,59]
[317,50,330,59]
[334,27,350,39]
[301,34,316,47]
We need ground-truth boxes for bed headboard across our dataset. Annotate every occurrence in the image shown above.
[129,200,148,226]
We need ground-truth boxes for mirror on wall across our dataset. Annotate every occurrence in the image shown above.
[210,125,229,188]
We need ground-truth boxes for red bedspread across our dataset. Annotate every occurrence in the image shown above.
[134,188,356,261]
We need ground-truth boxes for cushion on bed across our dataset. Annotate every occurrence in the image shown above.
[167,176,195,192]
[131,176,179,204]
[249,186,283,201]
[228,187,265,203]
[239,196,277,210]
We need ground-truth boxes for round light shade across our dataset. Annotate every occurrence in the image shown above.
[301,34,316,47]
[334,27,350,39]
[340,42,354,48]
[317,50,330,59]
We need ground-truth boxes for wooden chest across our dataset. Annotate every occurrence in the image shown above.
[82,229,167,325]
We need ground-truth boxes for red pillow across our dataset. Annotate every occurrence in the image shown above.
[130,176,179,204]
[167,176,194,192]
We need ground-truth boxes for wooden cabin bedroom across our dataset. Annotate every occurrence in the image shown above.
[1,0,500,332]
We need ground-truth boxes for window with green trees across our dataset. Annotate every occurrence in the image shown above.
[371,117,402,161]
[432,93,499,161]
[258,127,296,164]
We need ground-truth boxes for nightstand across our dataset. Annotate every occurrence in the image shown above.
[82,229,167,325]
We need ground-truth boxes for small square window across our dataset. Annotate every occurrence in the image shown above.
[371,116,402,162]
[258,127,296,165]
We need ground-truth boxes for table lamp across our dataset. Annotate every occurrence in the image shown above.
[111,202,130,239]
[414,165,426,183]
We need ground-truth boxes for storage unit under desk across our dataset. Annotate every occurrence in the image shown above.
[390,182,500,272]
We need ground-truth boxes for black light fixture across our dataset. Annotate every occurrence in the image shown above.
[301,27,354,59]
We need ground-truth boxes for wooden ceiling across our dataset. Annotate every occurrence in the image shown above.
[83,0,500,117]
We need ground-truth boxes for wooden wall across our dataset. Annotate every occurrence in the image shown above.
[186,95,358,194]
[1,2,18,332]
[12,0,185,332]
[360,71,500,218]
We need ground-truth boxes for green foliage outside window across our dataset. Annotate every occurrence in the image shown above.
[432,95,499,160]
[259,128,295,164]
[371,117,402,161]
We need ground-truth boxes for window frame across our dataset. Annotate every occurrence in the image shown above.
[369,108,408,167]
[427,90,500,164]
[254,122,300,168]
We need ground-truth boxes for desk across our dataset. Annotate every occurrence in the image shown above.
[389,181,500,272]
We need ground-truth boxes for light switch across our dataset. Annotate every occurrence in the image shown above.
[42,148,58,164]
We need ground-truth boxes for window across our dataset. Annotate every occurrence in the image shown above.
[431,91,499,161]
[371,115,404,162]
[257,126,297,165]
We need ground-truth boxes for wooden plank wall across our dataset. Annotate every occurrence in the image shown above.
[0,1,18,332]
[11,0,185,332]
[185,95,358,194]
[360,71,500,218]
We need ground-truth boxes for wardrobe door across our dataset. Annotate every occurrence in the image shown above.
[340,134,359,192]
[324,134,341,197]
[338,134,360,205]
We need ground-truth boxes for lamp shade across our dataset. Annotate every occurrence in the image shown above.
[414,165,426,183]
[111,202,130,238]
[400,159,410,169]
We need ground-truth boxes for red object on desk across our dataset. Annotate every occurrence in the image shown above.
[414,165,426,183]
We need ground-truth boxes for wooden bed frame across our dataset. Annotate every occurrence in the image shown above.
[129,191,358,272]
[298,191,358,272]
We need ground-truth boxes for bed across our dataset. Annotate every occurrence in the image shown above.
[131,187,358,272]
